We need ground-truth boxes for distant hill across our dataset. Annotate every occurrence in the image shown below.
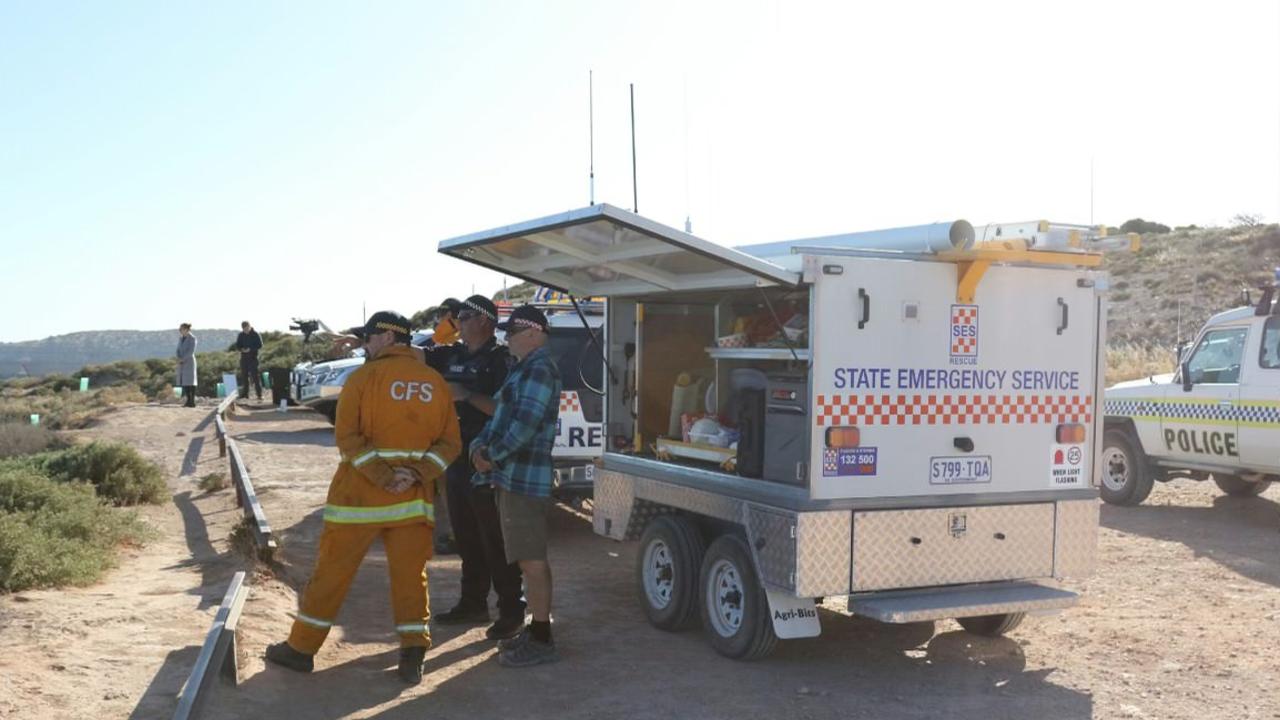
[1105,223,1280,348]
[0,329,240,379]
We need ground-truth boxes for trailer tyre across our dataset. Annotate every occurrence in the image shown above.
[1212,473,1272,497]
[957,612,1025,637]
[1100,429,1153,506]
[698,534,778,660]
[636,515,705,630]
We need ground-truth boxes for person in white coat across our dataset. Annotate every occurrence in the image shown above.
[176,323,198,407]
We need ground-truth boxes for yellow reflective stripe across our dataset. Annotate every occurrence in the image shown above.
[323,499,435,524]
[297,612,333,629]
[426,451,448,470]
[351,449,378,467]
[395,622,429,634]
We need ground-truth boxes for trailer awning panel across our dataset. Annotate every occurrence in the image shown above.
[437,204,800,297]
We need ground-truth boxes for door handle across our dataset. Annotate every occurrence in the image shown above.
[1057,297,1069,335]
[858,288,870,329]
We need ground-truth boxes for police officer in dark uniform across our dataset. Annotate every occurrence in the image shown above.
[419,295,526,640]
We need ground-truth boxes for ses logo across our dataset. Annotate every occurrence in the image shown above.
[949,305,979,366]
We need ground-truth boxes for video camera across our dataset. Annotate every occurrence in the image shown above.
[290,318,321,343]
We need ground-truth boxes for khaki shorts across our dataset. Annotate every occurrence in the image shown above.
[496,487,550,563]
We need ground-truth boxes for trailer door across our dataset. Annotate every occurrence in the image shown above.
[809,255,1100,501]
[437,203,799,296]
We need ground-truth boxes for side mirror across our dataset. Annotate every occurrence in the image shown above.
[1181,361,1193,392]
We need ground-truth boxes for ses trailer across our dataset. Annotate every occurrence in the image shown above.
[440,205,1109,659]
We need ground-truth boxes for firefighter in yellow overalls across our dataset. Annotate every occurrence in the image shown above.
[266,311,461,684]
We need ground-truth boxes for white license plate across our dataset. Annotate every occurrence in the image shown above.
[929,455,992,485]
[300,385,321,400]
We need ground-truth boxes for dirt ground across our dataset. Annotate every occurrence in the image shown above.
[1,403,1278,720]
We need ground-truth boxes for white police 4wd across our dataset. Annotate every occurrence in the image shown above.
[1101,291,1280,505]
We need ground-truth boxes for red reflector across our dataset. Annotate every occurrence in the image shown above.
[1056,423,1086,443]
[825,426,860,448]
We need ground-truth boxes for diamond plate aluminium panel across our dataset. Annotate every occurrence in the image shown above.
[624,500,672,540]
[795,511,852,597]
[592,469,635,540]
[746,506,797,592]
[631,476,742,523]
[851,504,1055,591]
[1053,498,1098,579]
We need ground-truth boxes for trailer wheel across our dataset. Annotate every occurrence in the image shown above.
[957,612,1025,637]
[1100,429,1153,506]
[1212,473,1272,497]
[699,534,778,660]
[636,515,705,630]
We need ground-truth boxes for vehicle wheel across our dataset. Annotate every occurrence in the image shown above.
[1212,473,1272,497]
[636,515,705,630]
[699,534,778,660]
[317,401,337,425]
[957,613,1025,637]
[1100,429,1153,506]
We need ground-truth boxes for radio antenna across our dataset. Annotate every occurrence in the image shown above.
[630,83,638,213]
[588,70,595,206]
[683,75,691,233]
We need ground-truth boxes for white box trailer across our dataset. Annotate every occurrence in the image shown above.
[439,205,1107,659]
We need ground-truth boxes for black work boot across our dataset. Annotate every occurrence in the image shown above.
[485,615,525,640]
[265,642,314,673]
[398,646,427,684]
[433,603,489,625]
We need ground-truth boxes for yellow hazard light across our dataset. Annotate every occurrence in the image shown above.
[1056,423,1086,443]
[825,426,861,448]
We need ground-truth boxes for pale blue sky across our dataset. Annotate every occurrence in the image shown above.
[2,1,1278,342]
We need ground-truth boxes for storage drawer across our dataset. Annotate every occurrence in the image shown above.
[851,504,1055,591]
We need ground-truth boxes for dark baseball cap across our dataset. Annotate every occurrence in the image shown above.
[347,310,412,339]
[497,304,549,334]
[458,295,499,322]
[438,297,463,314]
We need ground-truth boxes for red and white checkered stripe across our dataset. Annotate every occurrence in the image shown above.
[815,393,1093,426]
[559,391,581,414]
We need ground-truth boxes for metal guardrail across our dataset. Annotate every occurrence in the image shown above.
[214,394,235,458]
[227,437,276,557]
[172,571,249,720]
[212,395,277,559]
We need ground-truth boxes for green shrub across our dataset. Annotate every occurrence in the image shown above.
[1119,218,1171,235]
[34,442,166,506]
[0,423,66,459]
[0,465,151,592]
[228,517,260,560]
[191,350,239,398]
[198,472,228,492]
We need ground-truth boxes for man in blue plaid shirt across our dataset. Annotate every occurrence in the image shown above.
[471,304,562,667]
